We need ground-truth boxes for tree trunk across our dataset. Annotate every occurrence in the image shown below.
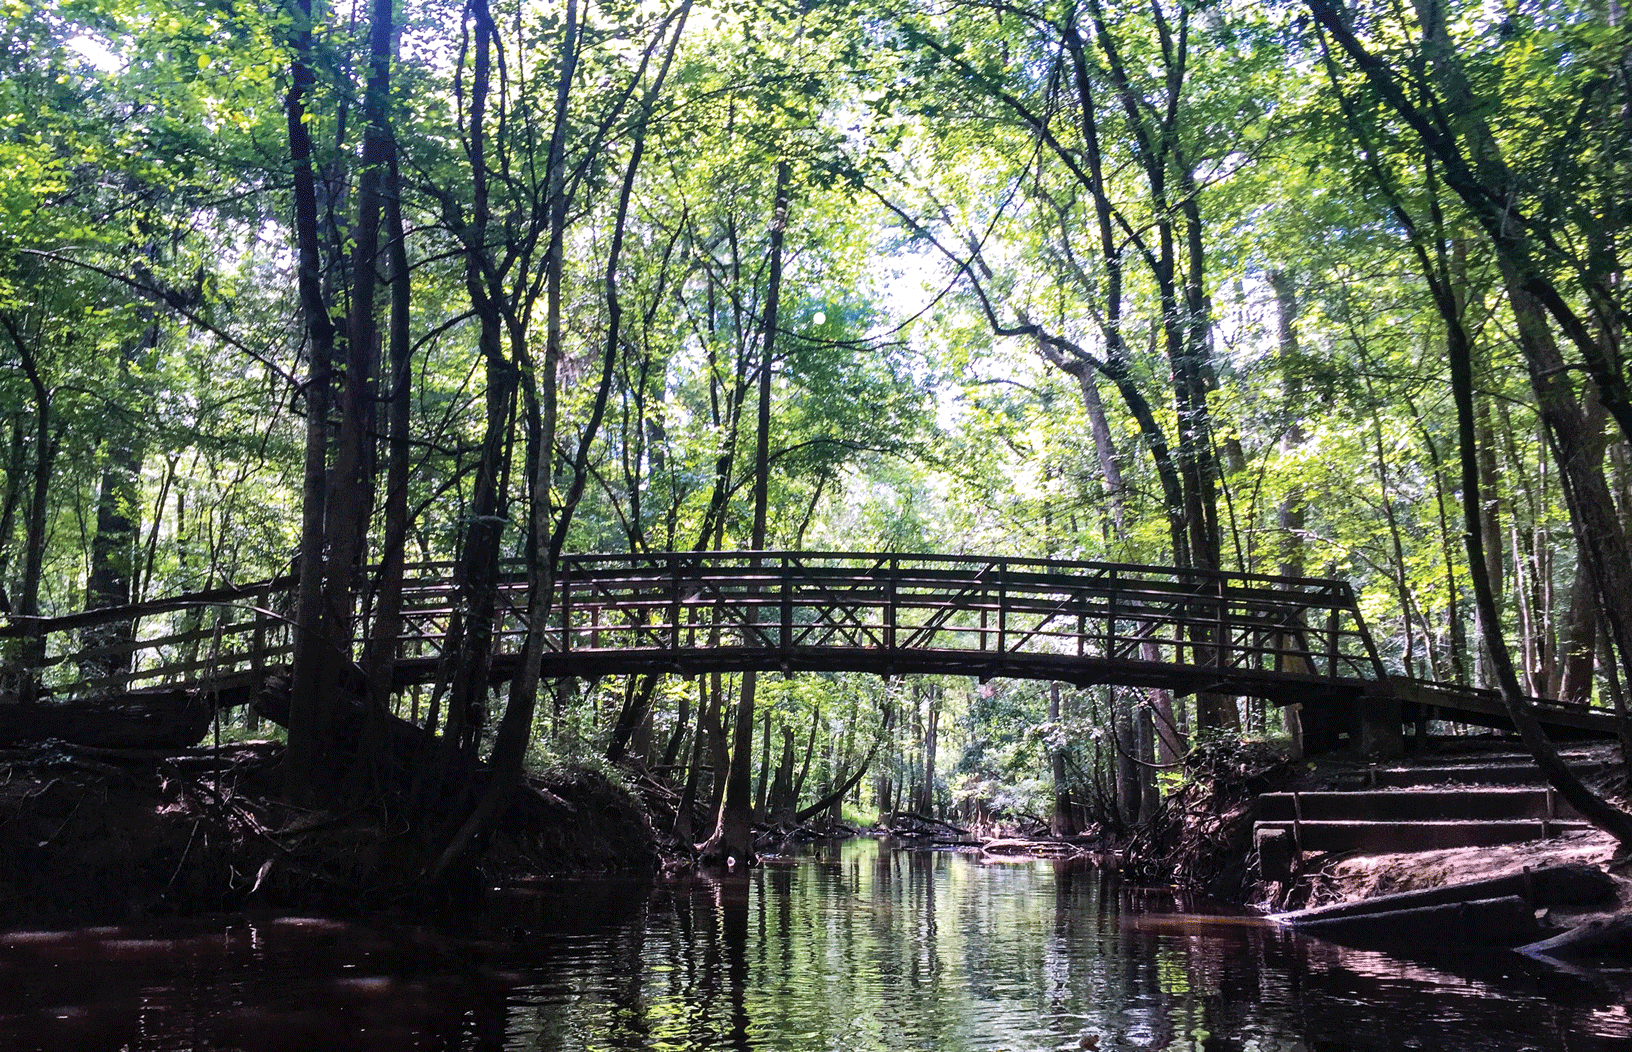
[916,685,939,817]
[284,0,340,796]
[673,677,708,841]
[702,159,791,864]
[84,317,156,689]
[1076,372,1125,536]
[768,724,796,823]
[1114,690,1139,828]
[790,702,819,814]
[1049,681,1076,836]
[436,20,516,769]
[427,0,580,882]
[354,0,405,788]
[1269,269,1312,747]
[1448,263,1632,844]
[755,708,773,819]
[0,415,24,614]
[662,676,691,770]
[1309,0,1632,704]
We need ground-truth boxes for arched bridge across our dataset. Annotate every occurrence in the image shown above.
[0,551,1619,750]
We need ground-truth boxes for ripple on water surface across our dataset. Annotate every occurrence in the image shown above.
[0,840,1627,1051]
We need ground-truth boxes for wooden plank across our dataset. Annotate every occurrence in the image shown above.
[0,575,295,637]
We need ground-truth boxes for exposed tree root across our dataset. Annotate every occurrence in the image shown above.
[1122,738,1294,900]
[0,740,655,926]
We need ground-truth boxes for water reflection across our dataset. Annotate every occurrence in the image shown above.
[0,840,1626,1050]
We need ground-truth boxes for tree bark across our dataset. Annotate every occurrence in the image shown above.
[1309,0,1632,713]
[428,0,579,881]
[754,708,773,819]
[702,159,791,864]
[284,0,340,796]
[1448,251,1632,844]
[1049,681,1077,836]
[916,685,939,817]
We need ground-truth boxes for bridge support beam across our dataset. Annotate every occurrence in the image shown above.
[1298,694,1406,759]
[1357,695,1405,759]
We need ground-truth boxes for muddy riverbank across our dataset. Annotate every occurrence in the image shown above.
[0,741,655,926]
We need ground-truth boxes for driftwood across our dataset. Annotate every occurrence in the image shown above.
[1272,863,1616,928]
[1517,914,1632,961]
[981,837,1086,859]
[1271,863,1617,949]
[1276,894,1542,948]
[0,691,215,750]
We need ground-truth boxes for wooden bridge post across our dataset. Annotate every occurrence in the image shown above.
[669,553,682,656]
[1327,602,1339,680]
[251,582,270,694]
[1357,687,1405,758]
[886,555,897,659]
[1215,577,1229,672]
[1106,569,1117,660]
[560,558,573,656]
[780,552,792,661]
[996,559,1008,658]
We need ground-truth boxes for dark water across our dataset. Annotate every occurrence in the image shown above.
[1,839,1627,1051]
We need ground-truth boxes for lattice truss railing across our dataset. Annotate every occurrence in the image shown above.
[1,552,1385,701]
[539,552,1385,682]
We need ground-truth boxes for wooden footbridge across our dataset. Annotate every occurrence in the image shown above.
[0,551,1619,752]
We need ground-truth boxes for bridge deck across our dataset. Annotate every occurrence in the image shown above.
[0,551,1620,742]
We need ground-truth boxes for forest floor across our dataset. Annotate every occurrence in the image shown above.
[1302,824,1624,909]
[0,740,655,928]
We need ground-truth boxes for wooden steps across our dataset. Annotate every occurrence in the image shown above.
[1253,818,1595,853]
[1356,762,1609,787]
[1253,746,1609,877]
[1257,788,1578,822]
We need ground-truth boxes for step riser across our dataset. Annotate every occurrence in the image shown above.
[1344,763,1609,788]
[1253,819,1593,853]
[1257,791,1580,822]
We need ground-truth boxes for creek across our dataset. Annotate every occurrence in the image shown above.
[0,838,1626,1051]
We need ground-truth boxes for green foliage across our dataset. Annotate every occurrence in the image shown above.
[6,0,1630,817]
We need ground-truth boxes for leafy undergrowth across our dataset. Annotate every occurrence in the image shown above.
[0,741,655,927]
[1120,736,1296,901]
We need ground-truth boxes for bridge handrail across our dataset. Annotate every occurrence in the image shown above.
[0,551,1387,702]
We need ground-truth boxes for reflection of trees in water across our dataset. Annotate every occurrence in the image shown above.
[499,860,1629,1051]
[11,845,1629,1050]
[721,875,753,1052]
[651,874,754,1051]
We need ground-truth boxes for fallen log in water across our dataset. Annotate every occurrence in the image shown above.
[1277,894,1542,948]
[1273,863,1615,924]
[1269,863,1616,949]
[1517,914,1632,962]
[980,837,1088,859]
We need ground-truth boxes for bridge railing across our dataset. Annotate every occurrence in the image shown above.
[0,552,1385,702]
[0,577,294,703]
[532,552,1386,686]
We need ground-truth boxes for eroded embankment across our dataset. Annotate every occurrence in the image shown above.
[0,741,655,926]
